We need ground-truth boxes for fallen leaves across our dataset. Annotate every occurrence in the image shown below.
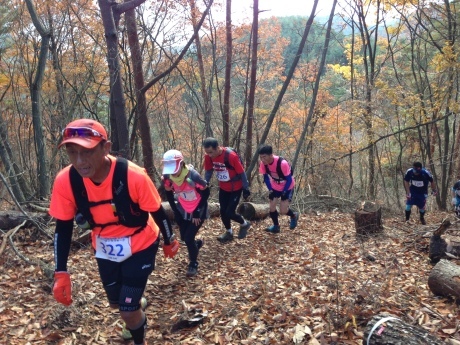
[1,211,460,344]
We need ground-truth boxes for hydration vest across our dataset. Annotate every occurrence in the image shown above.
[69,157,148,230]
[264,156,292,183]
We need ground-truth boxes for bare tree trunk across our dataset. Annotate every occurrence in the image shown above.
[222,0,232,146]
[190,0,213,138]
[356,0,378,199]
[140,1,214,93]
[0,116,26,203]
[124,3,156,179]
[291,1,336,172]
[245,0,321,177]
[24,0,51,199]
[97,0,132,159]
[245,0,258,169]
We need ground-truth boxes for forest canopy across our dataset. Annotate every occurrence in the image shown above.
[0,0,458,211]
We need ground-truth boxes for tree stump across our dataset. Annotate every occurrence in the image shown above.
[354,201,383,235]
[429,217,460,263]
[428,259,460,300]
[236,202,270,221]
[363,313,444,345]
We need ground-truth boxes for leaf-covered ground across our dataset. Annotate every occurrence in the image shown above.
[1,209,460,344]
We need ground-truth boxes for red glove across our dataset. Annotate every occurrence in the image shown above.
[53,271,73,306]
[163,239,180,258]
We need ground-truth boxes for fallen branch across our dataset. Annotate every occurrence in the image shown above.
[5,219,54,279]
[0,224,20,255]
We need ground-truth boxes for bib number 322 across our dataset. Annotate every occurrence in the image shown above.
[95,236,132,262]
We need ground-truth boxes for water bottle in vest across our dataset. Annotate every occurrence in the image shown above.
[75,213,90,230]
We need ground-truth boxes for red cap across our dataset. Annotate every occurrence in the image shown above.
[58,119,108,149]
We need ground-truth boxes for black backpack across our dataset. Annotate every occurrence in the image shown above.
[264,156,292,183]
[223,147,244,170]
[222,147,245,182]
[69,157,148,230]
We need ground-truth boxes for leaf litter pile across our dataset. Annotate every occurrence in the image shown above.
[1,210,460,344]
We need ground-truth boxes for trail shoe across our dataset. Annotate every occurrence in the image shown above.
[217,231,233,243]
[265,225,280,233]
[121,297,147,340]
[238,221,251,239]
[186,263,198,277]
[290,212,299,230]
[121,324,132,340]
[420,218,426,225]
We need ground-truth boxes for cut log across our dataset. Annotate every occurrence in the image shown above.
[71,202,222,246]
[428,259,460,300]
[363,313,444,345]
[354,201,383,235]
[236,202,270,221]
[161,201,221,219]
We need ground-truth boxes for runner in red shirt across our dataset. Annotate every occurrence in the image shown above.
[49,119,178,345]
[202,137,251,242]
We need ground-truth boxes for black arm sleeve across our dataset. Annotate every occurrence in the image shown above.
[54,219,74,272]
[193,187,210,218]
[165,190,179,213]
[151,204,174,245]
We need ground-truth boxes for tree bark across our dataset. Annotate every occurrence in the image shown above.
[428,259,460,300]
[363,313,444,345]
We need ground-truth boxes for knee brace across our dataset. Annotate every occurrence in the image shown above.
[119,285,145,312]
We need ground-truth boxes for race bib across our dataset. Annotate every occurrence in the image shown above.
[411,180,424,187]
[179,189,197,201]
[95,236,132,262]
[216,169,230,182]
